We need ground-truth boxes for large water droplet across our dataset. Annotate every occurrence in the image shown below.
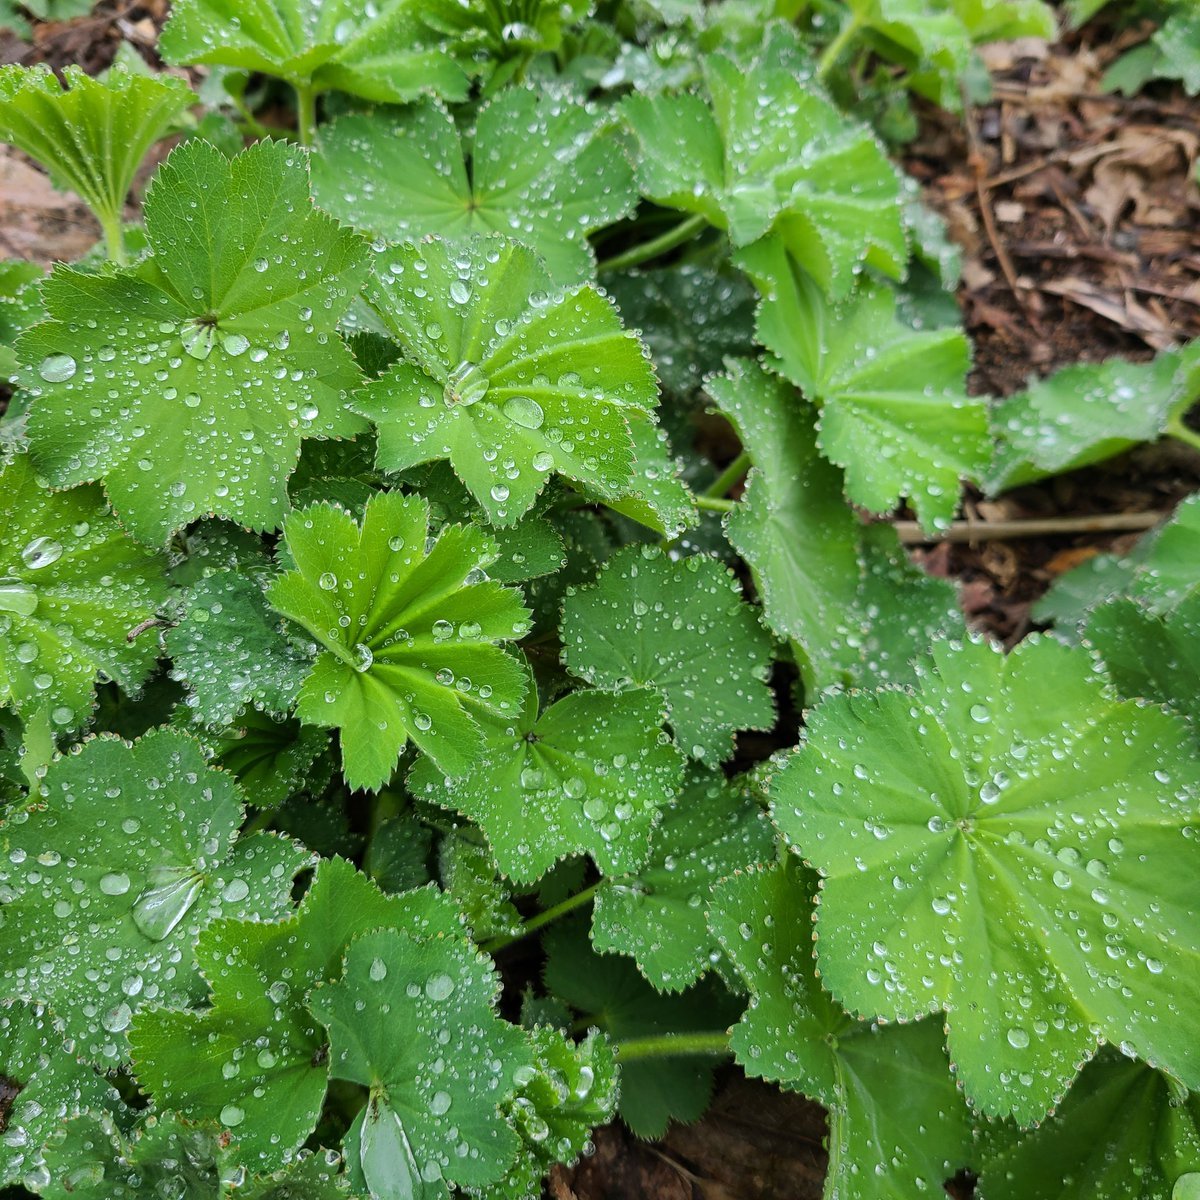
[38,354,76,382]
[0,581,38,617]
[131,866,204,942]
[502,395,545,430]
[21,537,63,570]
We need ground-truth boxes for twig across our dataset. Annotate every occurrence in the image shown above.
[960,84,1041,333]
[892,511,1166,544]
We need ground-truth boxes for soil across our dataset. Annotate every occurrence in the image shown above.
[2,4,1198,1199]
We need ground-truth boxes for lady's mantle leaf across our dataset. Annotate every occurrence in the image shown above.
[410,677,684,885]
[159,0,469,104]
[0,65,192,233]
[354,234,659,526]
[622,56,906,298]
[168,570,312,727]
[709,862,975,1200]
[267,492,530,791]
[129,857,461,1170]
[488,1027,619,1200]
[19,138,370,544]
[309,926,532,1192]
[312,90,636,286]
[990,346,1200,492]
[0,1001,126,1190]
[739,239,987,531]
[591,768,775,992]
[772,634,1200,1124]
[561,546,774,763]
[977,1052,1200,1200]
[0,729,310,1063]
[0,454,168,731]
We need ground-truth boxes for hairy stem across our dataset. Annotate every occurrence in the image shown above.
[816,10,865,81]
[704,451,751,499]
[1167,415,1200,456]
[481,881,603,955]
[97,207,127,266]
[294,82,318,146]
[614,1031,732,1061]
[598,213,708,274]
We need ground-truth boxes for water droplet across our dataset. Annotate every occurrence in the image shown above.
[353,643,374,672]
[220,1104,246,1127]
[425,973,455,1001]
[99,872,131,897]
[369,957,388,982]
[1006,1027,1030,1049]
[430,1090,451,1115]
[221,878,250,903]
[131,867,204,941]
[318,572,338,591]
[38,354,76,382]
[502,395,545,430]
[21,537,63,570]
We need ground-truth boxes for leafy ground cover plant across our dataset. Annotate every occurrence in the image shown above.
[1,2,1199,1198]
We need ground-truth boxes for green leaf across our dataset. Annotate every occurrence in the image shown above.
[242,1151,360,1199]
[129,857,458,1169]
[561,545,775,763]
[365,809,435,894]
[543,922,739,1138]
[1151,13,1200,95]
[309,925,532,1192]
[1035,494,1200,631]
[586,415,697,539]
[0,728,310,1063]
[1087,588,1200,723]
[708,861,975,1200]
[39,1112,229,1200]
[422,0,591,67]
[266,492,530,790]
[953,0,1056,42]
[312,89,636,285]
[0,454,168,731]
[0,65,192,251]
[622,56,906,297]
[771,634,1200,1124]
[604,265,756,399]
[857,0,973,110]
[591,768,775,991]
[977,1052,1200,1200]
[0,260,45,383]
[159,0,469,104]
[168,570,313,727]
[487,1027,619,1200]
[353,234,658,526]
[201,711,332,810]
[439,833,523,943]
[410,674,684,885]
[706,359,862,688]
[738,238,987,530]
[19,138,370,544]
[990,349,1200,491]
[0,1001,126,1190]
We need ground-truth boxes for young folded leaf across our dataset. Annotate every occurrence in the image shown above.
[309,925,532,1193]
[0,65,192,262]
[129,857,462,1170]
[708,861,975,1200]
[771,634,1200,1125]
[0,729,311,1063]
[267,492,530,791]
[312,90,636,286]
[354,235,658,526]
[159,0,470,115]
[0,454,168,731]
[739,238,988,531]
[561,545,775,764]
[18,138,370,544]
[622,55,906,298]
[409,675,684,885]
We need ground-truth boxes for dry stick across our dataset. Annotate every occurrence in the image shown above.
[892,511,1167,545]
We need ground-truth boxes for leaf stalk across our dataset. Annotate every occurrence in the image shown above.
[598,213,708,274]
[481,880,603,954]
[614,1031,732,1061]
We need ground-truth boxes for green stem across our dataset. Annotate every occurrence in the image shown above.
[816,10,865,82]
[704,451,750,500]
[481,881,603,955]
[696,495,735,514]
[614,1031,732,1061]
[293,82,318,146]
[598,213,707,274]
[96,207,127,266]
[1167,415,1200,455]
